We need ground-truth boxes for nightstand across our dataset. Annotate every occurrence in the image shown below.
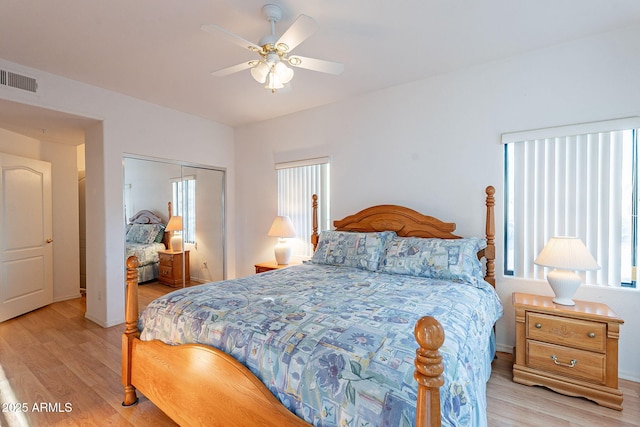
[512,292,624,410]
[158,249,190,287]
[255,260,299,273]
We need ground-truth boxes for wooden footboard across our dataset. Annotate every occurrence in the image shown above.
[122,257,446,426]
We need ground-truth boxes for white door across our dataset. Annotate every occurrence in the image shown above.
[0,153,53,322]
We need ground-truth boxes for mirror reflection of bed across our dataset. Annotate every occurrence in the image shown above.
[125,208,171,284]
[123,156,225,289]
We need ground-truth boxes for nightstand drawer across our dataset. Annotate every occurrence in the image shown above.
[527,312,606,352]
[159,253,173,266]
[527,341,605,384]
[160,265,174,277]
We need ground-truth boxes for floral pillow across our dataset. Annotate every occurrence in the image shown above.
[378,236,486,286]
[310,230,396,271]
[126,223,165,244]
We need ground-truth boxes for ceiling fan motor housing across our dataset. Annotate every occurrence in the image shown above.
[262,4,282,23]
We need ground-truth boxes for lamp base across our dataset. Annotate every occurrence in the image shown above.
[274,239,291,265]
[547,269,581,306]
[170,235,183,252]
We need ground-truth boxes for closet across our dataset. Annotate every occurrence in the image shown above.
[123,156,225,287]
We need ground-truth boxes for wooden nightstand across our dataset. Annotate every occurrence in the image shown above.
[512,292,624,410]
[158,250,190,287]
[254,260,299,273]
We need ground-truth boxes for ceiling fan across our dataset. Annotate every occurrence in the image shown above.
[201,4,344,93]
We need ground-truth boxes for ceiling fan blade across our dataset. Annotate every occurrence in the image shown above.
[275,14,318,52]
[211,61,254,77]
[288,55,344,75]
[201,24,262,52]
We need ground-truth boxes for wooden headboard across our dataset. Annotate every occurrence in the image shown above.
[311,186,496,287]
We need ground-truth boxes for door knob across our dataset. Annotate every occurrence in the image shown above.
[46,238,53,243]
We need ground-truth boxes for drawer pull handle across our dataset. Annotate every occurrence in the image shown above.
[588,332,596,338]
[535,323,542,329]
[551,354,577,368]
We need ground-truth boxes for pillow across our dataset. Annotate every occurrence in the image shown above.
[378,236,486,285]
[126,223,165,244]
[154,224,166,243]
[310,230,396,271]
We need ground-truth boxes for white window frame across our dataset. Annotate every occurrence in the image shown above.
[503,117,640,288]
[276,157,330,257]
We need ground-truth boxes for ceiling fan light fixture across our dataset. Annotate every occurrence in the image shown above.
[250,61,270,83]
[204,3,343,92]
[265,70,284,91]
[274,61,294,84]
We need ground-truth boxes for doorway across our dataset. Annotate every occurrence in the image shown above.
[0,153,53,322]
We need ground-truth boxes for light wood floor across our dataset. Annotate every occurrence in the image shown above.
[0,282,637,426]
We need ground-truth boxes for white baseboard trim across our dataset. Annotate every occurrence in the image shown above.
[84,313,122,328]
[53,293,82,303]
[496,343,513,354]
[619,370,640,383]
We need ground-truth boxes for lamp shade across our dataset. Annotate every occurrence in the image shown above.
[267,216,296,238]
[165,215,183,232]
[534,237,599,271]
[165,216,183,252]
[534,236,599,306]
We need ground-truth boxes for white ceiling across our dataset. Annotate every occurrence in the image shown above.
[1,0,640,144]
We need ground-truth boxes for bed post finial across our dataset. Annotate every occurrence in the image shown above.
[414,316,444,427]
[311,194,319,252]
[484,186,496,287]
[122,255,140,407]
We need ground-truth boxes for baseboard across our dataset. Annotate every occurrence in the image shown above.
[53,292,82,303]
[619,370,640,383]
[496,343,513,354]
[84,312,122,328]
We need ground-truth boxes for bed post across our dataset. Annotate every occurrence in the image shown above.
[484,186,496,287]
[311,194,319,252]
[122,255,140,407]
[414,316,445,427]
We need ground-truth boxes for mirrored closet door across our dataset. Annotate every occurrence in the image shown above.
[123,156,225,288]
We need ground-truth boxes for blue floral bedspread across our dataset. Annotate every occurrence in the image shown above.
[139,263,503,427]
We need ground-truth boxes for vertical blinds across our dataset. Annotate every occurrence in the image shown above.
[171,175,196,244]
[507,132,625,286]
[503,118,640,287]
[276,158,330,257]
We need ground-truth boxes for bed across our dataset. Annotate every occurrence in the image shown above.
[122,186,501,426]
[125,208,169,283]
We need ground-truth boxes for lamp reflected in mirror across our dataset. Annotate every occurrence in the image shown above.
[166,215,183,252]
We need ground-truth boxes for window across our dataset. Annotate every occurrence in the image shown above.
[276,157,330,257]
[171,175,196,244]
[504,118,640,288]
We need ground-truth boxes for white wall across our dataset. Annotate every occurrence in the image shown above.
[0,58,236,328]
[0,128,80,302]
[235,25,640,381]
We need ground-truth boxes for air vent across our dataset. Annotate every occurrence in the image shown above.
[0,69,38,93]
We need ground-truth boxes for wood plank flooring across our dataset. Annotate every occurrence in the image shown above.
[0,282,637,426]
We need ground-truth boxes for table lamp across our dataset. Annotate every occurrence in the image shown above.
[268,216,296,265]
[534,236,599,306]
[165,215,183,252]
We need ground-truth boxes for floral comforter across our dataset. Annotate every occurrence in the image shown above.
[139,263,503,427]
